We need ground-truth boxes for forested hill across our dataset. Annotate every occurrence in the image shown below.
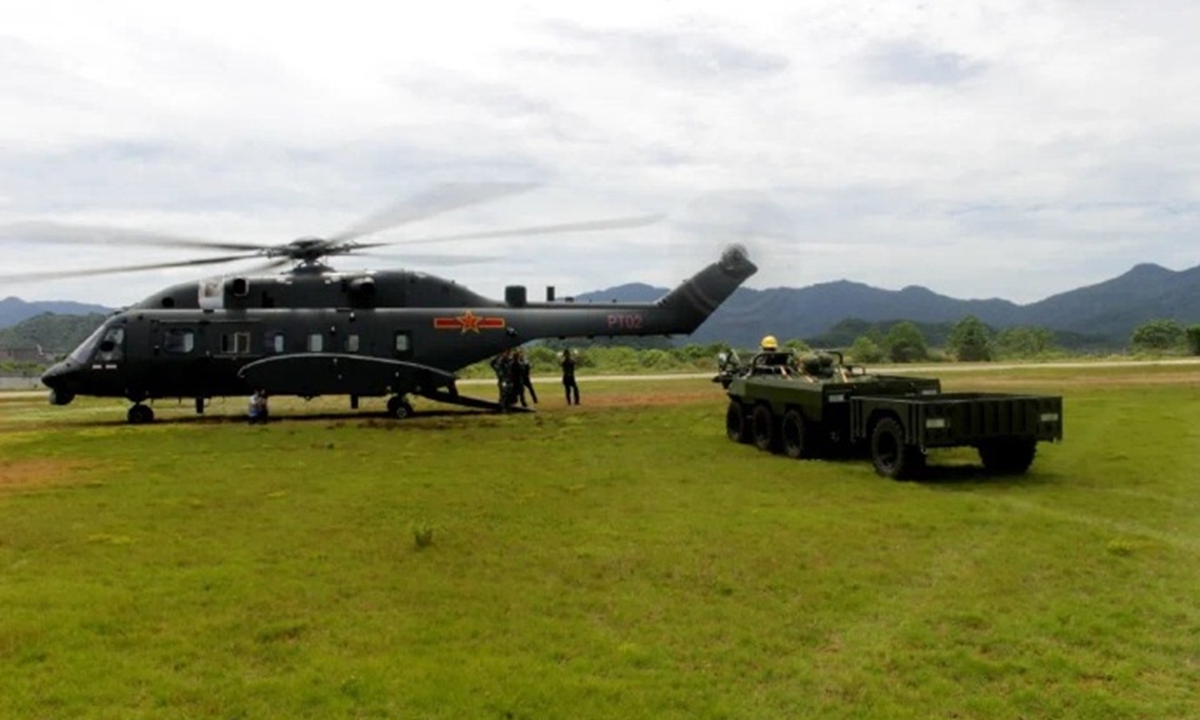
[583,261,1200,348]
[0,313,106,354]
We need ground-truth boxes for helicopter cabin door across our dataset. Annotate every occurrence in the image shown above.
[203,320,263,395]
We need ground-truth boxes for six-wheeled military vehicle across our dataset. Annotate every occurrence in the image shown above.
[714,349,1063,479]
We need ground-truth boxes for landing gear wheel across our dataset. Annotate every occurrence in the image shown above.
[781,409,810,460]
[752,404,779,453]
[870,417,925,480]
[726,401,751,443]
[387,396,414,419]
[127,404,154,424]
[977,438,1037,475]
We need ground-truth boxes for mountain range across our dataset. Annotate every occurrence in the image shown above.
[579,261,1200,349]
[0,297,113,328]
[3,260,1199,352]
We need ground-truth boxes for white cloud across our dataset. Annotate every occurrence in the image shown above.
[1,0,1198,306]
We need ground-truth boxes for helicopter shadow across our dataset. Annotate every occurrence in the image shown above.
[64,407,524,429]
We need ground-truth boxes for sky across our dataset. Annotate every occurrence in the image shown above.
[1,0,1198,306]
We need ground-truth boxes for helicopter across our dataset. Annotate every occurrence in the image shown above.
[4,184,758,423]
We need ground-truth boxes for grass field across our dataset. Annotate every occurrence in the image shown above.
[1,364,1199,719]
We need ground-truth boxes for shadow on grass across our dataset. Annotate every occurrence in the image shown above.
[44,406,536,430]
[911,462,1061,489]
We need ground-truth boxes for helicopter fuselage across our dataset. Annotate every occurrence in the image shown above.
[42,246,757,420]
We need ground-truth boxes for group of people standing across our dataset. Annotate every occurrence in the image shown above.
[490,348,538,408]
[491,347,581,408]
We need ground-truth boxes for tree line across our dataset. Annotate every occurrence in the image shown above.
[841,316,1200,364]
[3,313,1198,380]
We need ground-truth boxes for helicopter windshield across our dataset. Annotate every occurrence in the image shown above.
[68,323,125,364]
[68,325,107,364]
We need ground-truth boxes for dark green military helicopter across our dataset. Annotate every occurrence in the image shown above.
[10,184,758,422]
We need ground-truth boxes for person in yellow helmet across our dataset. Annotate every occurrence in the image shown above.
[755,335,792,376]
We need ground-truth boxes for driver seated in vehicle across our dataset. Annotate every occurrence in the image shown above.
[752,335,795,377]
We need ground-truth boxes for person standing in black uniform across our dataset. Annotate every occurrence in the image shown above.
[515,349,537,406]
[561,348,580,405]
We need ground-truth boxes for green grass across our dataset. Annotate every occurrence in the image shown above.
[1,366,1199,718]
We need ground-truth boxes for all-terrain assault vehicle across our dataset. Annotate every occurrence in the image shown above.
[714,349,1063,479]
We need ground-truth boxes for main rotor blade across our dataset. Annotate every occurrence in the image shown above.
[0,253,259,283]
[356,252,502,266]
[0,221,265,252]
[229,257,295,276]
[327,182,539,244]
[370,214,666,247]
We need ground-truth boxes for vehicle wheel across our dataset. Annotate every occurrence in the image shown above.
[752,404,778,453]
[781,409,810,460]
[387,396,414,419]
[870,417,925,479]
[127,404,154,424]
[726,401,751,443]
[977,438,1037,474]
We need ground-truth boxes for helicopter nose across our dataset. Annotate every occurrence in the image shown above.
[41,361,66,387]
[41,361,78,405]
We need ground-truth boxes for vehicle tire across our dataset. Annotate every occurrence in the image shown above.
[752,404,778,453]
[726,401,751,443]
[387,396,414,419]
[781,409,810,460]
[870,417,925,480]
[977,438,1037,474]
[127,404,154,424]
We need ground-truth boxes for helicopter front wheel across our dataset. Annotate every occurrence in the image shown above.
[386,395,414,419]
[127,404,155,424]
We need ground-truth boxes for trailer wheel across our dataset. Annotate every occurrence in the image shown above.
[977,438,1037,474]
[726,401,752,443]
[870,417,925,479]
[781,409,810,459]
[752,404,779,453]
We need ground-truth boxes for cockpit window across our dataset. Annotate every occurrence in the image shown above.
[95,326,125,363]
[69,325,107,364]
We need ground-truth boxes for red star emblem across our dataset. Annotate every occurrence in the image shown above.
[456,310,482,333]
[432,311,506,333]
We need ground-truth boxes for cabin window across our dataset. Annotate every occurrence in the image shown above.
[345,334,360,353]
[221,332,251,354]
[267,332,285,354]
[394,332,411,353]
[307,333,324,352]
[163,329,195,354]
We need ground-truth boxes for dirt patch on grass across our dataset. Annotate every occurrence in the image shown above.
[0,458,83,494]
